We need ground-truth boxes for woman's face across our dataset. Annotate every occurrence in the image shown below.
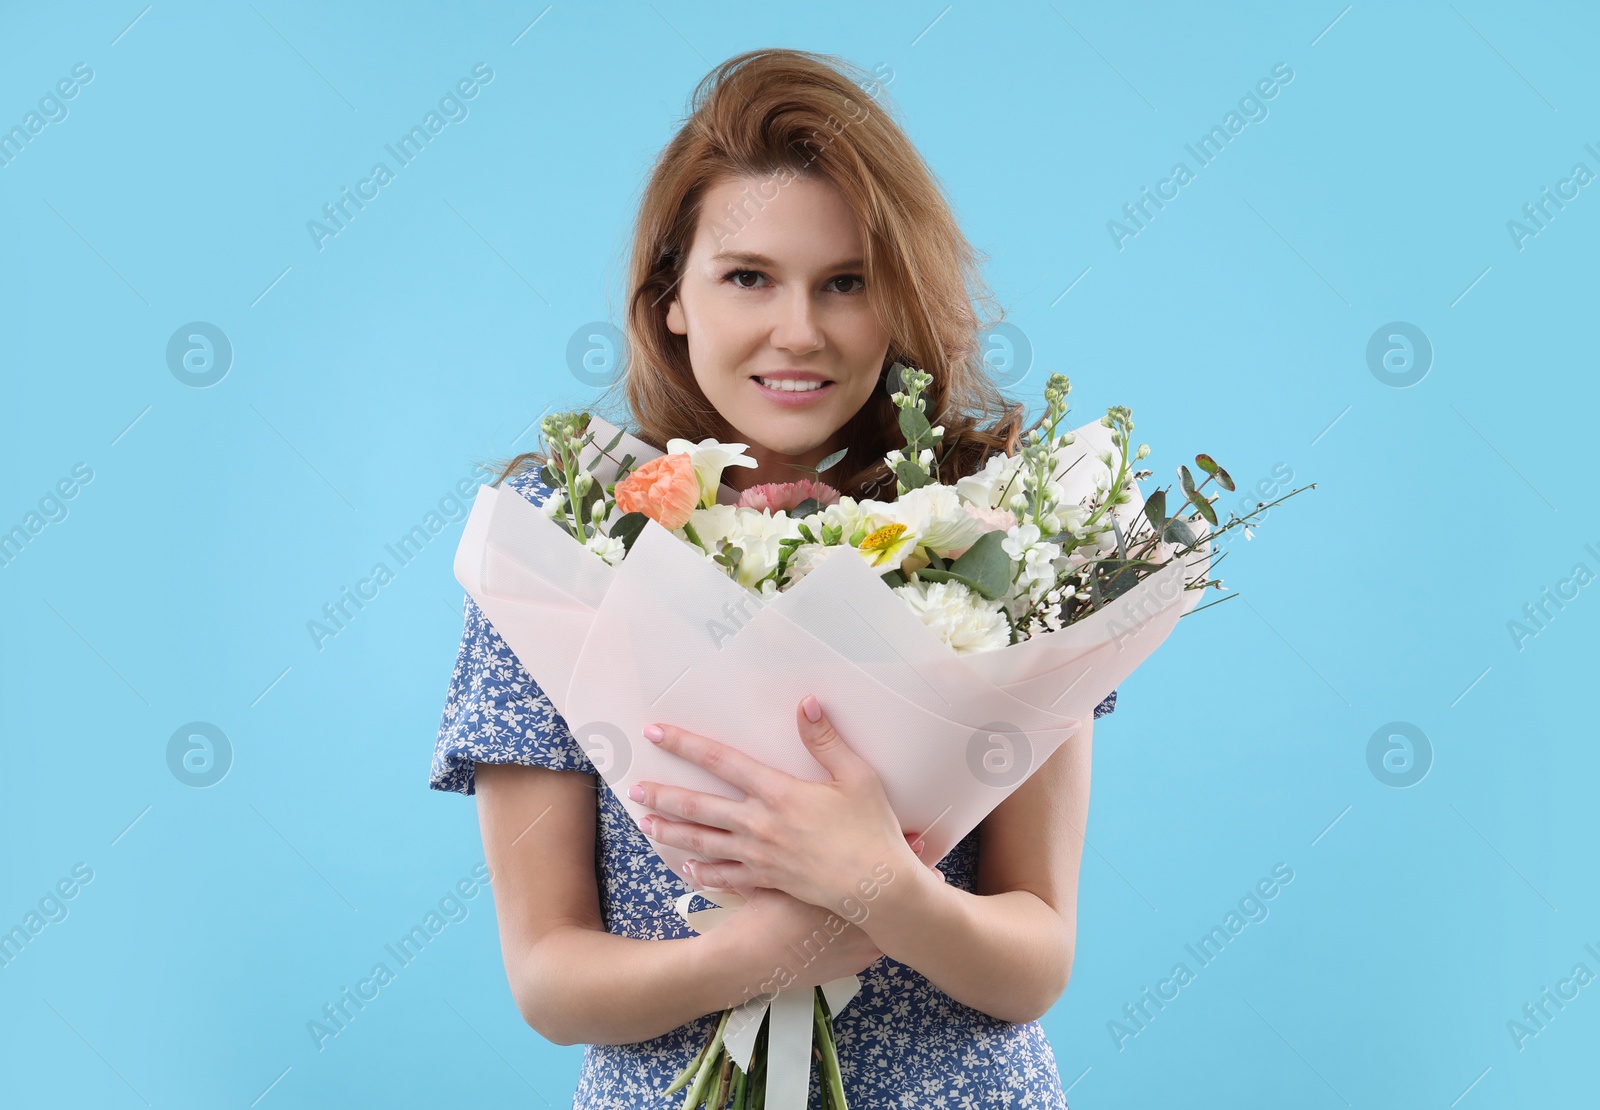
[665,172,891,486]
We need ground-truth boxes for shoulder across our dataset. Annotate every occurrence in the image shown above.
[502,461,553,506]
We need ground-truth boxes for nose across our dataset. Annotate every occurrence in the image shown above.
[770,288,825,355]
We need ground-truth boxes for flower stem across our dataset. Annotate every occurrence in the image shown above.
[813,987,848,1109]
[665,1012,723,1096]
[680,1009,731,1109]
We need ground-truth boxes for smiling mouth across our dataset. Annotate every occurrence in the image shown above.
[753,376,834,393]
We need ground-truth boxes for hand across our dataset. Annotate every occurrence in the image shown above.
[707,886,884,999]
[631,694,925,915]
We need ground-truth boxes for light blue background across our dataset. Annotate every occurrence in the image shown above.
[3,2,1595,1106]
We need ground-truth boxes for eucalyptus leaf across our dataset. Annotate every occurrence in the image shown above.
[1143,489,1168,531]
[919,529,1010,600]
[1094,558,1140,603]
[885,361,908,395]
[880,569,908,589]
[894,459,929,491]
[898,405,932,444]
[1194,454,1218,476]
[1163,515,1197,546]
[1214,465,1235,492]
[816,447,848,473]
[1179,464,1197,499]
[1186,488,1218,525]
[792,497,820,519]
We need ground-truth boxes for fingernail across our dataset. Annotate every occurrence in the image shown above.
[802,695,822,723]
[638,815,653,834]
[628,784,644,802]
[643,724,664,742]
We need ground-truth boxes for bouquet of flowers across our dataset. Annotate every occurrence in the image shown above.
[535,365,1301,654]
[451,365,1308,1110]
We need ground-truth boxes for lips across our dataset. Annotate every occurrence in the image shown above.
[751,374,837,406]
[753,376,831,393]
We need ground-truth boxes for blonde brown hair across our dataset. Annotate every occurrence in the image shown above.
[489,47,1026,496]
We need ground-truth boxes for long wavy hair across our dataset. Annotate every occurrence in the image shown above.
[487,47,1027,497]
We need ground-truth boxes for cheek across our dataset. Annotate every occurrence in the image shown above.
[836,300,891,357]
[834,310,891,383]
[687,297,760,372]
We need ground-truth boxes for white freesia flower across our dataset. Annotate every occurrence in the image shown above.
[893,579,1012,654]
[784,540,840,586]
[808,495,873,541]
[540,489,567,519]
[954,451,1022,509]
[682,504,740,547]
[666,436,760,508]
[723,509,802,590]
[680,504,800,589]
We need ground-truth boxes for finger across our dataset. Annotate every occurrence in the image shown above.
[643,722,786,802]
[796,695,862,782]
[631,781,745,833]
[641,814,742,863]
[685,857,757,895]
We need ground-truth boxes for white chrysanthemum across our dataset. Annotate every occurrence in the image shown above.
[893,579,1012,654]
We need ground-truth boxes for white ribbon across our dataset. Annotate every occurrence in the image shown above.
[674,887,861,1110]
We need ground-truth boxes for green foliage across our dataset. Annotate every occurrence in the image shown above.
[916,530,1010,600]
[609,511,648,554]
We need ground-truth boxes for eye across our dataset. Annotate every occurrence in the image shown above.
[828,275,866,294]
[722,268,767,289]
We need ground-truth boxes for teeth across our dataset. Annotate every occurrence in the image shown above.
[757,377,827,392]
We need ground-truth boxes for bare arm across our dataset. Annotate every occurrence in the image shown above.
[854,719,1092,1024]
[475,762,743,1046]
[474,761,882,1046]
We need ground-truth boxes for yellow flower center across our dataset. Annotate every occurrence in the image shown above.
[859,522,907,552]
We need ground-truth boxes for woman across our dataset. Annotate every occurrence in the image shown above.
[430,48,1117,1107]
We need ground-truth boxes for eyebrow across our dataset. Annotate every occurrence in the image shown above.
[708,250,865,270]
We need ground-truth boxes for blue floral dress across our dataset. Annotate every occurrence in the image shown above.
[430,466,1117,1109]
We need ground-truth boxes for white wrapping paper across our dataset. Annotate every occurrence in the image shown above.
[453,417,1210,1107]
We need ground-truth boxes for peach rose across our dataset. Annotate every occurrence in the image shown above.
[613,453,700,530]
